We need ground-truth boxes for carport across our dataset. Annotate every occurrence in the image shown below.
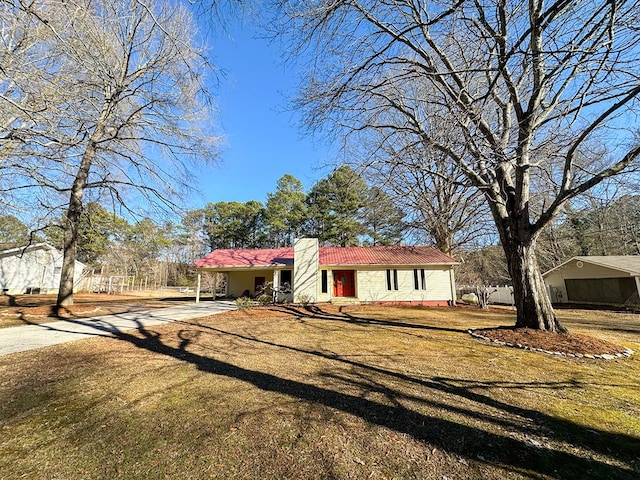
[193,247,294,303]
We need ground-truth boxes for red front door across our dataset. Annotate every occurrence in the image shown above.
[333,270,355,297]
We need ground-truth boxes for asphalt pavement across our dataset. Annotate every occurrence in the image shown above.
[0,300,237,356]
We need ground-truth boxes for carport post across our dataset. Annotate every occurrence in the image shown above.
[449,268,457,306]
[196,272,201,303]
[273,269,280,302]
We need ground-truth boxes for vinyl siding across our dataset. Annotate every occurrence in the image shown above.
[356,267,453,302]
[0,246,84,294]
[544,258,639,304]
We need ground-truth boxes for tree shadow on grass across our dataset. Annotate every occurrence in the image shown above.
[107,317,639,480]
[185,319,640,452]
[12,304,639,479]
[275,304,469,334]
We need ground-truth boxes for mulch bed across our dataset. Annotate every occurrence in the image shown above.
[472,327,631,357]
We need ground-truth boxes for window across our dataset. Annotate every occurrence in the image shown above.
[321,270,328,293]
[414,269,426,290]
[280,270,292,291]
[386,269,398,290]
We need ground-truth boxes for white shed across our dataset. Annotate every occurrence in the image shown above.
[0,243,85,295]
[543,256,640,307]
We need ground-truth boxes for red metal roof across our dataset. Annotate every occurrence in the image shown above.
[194,245,456,268]
[194,248,294,268]
[319,245,456,265]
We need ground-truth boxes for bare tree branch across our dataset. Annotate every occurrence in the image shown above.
[278,0,640,332]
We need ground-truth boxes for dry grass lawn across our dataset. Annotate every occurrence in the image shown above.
[0,303,638,479]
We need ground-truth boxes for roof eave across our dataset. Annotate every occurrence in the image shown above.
[195,264,289,270]
[574,258,640,276]
[543,256,640,277]
[319,262,459,267]
[0,243,55,256]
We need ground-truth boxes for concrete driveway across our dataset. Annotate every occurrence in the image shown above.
[0,300,237,356]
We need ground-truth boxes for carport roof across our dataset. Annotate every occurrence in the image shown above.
[194,247,294,268]
[543,255,640,277]
[194,245,457,269]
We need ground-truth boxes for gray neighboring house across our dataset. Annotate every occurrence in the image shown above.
[0,243,85,295]
[543,256,640,307]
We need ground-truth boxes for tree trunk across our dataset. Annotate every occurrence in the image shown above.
[433,225,454,256]
[503,237,567,333]
[56,195,81,307]
[56,85,115,307]
[56,143,96,307]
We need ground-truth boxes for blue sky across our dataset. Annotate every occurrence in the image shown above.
[188,18,335,208]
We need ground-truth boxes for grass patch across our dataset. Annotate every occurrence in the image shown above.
[0,304,639,479]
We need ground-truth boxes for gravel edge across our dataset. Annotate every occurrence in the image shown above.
[468,329,635,360]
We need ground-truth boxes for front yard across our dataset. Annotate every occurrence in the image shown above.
[0,304,638,479]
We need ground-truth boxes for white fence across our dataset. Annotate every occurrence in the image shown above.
[76,274,198,296]
[488,285,514,305]
[458,285,514,306]
[77,274,136,294]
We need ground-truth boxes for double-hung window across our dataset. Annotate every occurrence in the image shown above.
[413,269,426,290]
[386,269,398,290]
[321,270,328,293]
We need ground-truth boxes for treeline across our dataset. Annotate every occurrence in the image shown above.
[0,167,405,285]
[3,167,638,288]
[195,168,405,250]
[458,193,640,285]
[0,204,195,287]
[538,195,640,267]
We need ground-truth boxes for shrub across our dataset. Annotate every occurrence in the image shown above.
[235,297,254,310]
[295,293,313,306]
[256,294,272,306]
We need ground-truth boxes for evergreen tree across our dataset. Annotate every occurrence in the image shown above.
[263,174,308,247]
[0,215,30,245]
[361,187,405,246]
[177,209,210,261]
[305,166,368,246]
[44,202,128,267]
[202,201,266,249]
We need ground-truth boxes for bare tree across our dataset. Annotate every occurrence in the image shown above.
[352,115,492,255]
[1,0,220,306]
[0,0,72,215]
[279,0,640,332]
